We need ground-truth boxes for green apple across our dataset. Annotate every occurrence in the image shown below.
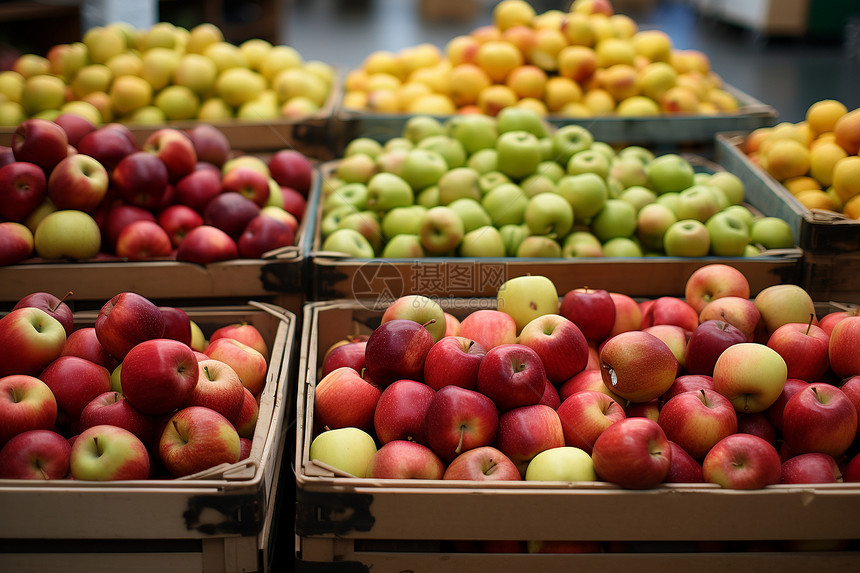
[400,149,449,191]
[722,204,755,231]
[459,225,506,258]
[602,237,643,257]
[555,172,607,223]
[140,47,181,92]
[70,64,112,98]
[590,141,617,163]
[438,167,481,204]
[567,149,610,180]
[478,171,511,195]
[381,234,426,258]
[417,135,466,169]
[375,148,409,177]
[636,202,677,251]
[517,235,563,258]
[610,155,650,189]
[705,211,750,257]
[499,223,529,256]
[309,427,377,478]
[366,172,414,211]
[744,244,763,257]
[448,198,491,233]
[496,130,542,181]
[447,113,498,154]
[337,211,383,253]
[525,193,574,239]
[198,97,234,120]
[708,171,745,205]
[33,210,101,260]
[322,182,368,213]
[619,186,658,213]
[21,74,66,116]
[419,206,465,254]
[321,228,375,258]
[590,199,637,242]
[384,137,414,152]
[663,219,710,257]
[126,105,165,124]
[539,137,555,161]
[336,153,378,184]
[496,106,550,137]
[466,148,499,174]
[481,183,529,226]
[525,446,596,481]
[647,153,695,194]
[693,172,711,185]
[415,186,440,208]
[707,185,731,211]
[497,274,560,332]
[750,217,795,249]
[676,184,721,222]
[655,191,680,215]
[154,85,200,121]
[520,173,557,198]
[216,67,267,108]
[321,206,353,238]
[536,160,565,183]
[0,101,26,126]
[562,231,603,257]
[552,124,594,167]
[345,137,384,159]
[403,115,444,143]
[82,26,127,65]
[381,205,427,239]
[617,145,655,166]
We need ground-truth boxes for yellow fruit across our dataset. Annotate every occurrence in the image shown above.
[763,138,810,182]
[832,156,860,202]
[407,93,456,115]
[844,194,860,219]
[795,189,837,212]
[783,176,822,195]
[544,76,583,112]
[362,50,404,80]
[834,108,860,154]
[493,0,536,31]
[447,64,491,107]
[808,141,848,187]
[806,99,847,135]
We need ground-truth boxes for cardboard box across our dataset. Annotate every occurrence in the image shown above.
[294,299,860,571]
[310,160,801,302]
[336,83,777,156]
[0,302,297,573]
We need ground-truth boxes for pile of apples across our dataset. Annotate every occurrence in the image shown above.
[309,264,860,492]
[0,115,314,267]
[342,0,739,117]
[320,108,795,259]
[0,290,271,480]
[0,21,335,127]
[744,99,860,219]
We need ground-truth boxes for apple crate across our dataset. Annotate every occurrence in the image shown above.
[309,160,800,303]
[336,83,777,156]
[0,301,296,573]
[293,298,860,573]
[715,132,860,303]
[0,166,322,318]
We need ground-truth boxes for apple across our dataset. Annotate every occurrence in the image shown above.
[843,453,860,483]
[13,291,73,337]
[175,225,238,264]
[559,287,616,342]
[70,424,150,481]
[364,319,435,388]
[647,153,695,194]
[380,295,448,345]
[230,387,259,440]
[702,433,781,489]
[112,151,170,210]
[636,202,677,251]
[829,316,860,379]
[642,324,688,369]
[174,168,223,213]
[518,314,588,386]
[496,275,560,334]
[373,379,435,445]
[60,327,118,372]
[664,441,704,483]
[607,292,642,337]
[556,172,608,225]
[48,154,109,213]
[495,404,565,475]
[712,343,787,413]
[11,118,68,172]
[766,321,830,382]
[53,112,96,147]
[185,359,245,422]
[308,427,377,478]
[423,336,486,391]
[443,446,521,481]
[314,366,381,434]
[425,385,499,463]
[663,219,710,257]
[204,337,268,396]
[78,391,155,444]
[0,375,57,446]
[657,389,738,461]
[662,374,715,402]
[159,406,241,477]
[221,165,271,208]
[320,339,366,379]
[0,308,67,378]
[103,204,156,251]
[33,209,102,260]
[120,338,199,416]
[641,296,699,333]
[551,124,593,167]
[0,221,34,266]
[599,331,679,403]
[754,284,817,336]
[142,128,197,183]
[524,192,573,239]
[268,149,313,195]
[0,161,47,221]
[685,320,747,377]
[76,124,138,171]
[706,211,750,257]
[781,383,858,458]
[115,220,173,260]
[477,343,547,412]
[203,191,261,240]
[698,296,761,342]
[238,214,295,259]
[592,417,672,489]
[624,399,661,422]
[0,429,71,480]
[154,307,191,348]
[781,453,842,484]
[524,446,596,482]
[187,124,230,167]
[95,292,165,361]
[556,390,625,455]
[365,440,446,479]
[765,378,810,431]
[210,323,268,361]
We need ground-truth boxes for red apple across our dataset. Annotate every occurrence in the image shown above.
[661,374,714,403]
[60,327,119,371]
[657,389,737,460]
[204,337,268,395]
[364,319,435,387]
[477,343,547,412]
[120,338,199,416]
[0,221,35,266]
[78,391,155,444]
[494,404,565,475]
[0,307,67,378]
[13,291,73,337]
[442,446,521,481]
[624,399,661,422]
[642,324,688,369]
[698,296,761,342]
[95,292,165,361]
[819,308,858,337]
[539,378,561,409]
[606,292,642,337]
[829,316,860,378]
[556,390,625,455]
[458,309,518,351]
[599,330,679,403]
[684,320,747,377]
[0,161,47,221]
[373,379,435,445]
[559,287,616,342]
[279,186,308,221]
[174,168,223,213]
[737,412,777,448]
[664,440,704,483]
[0,429,71,479]
[159,306,192,346]
[221,165,270,207]
[268,149,313,195]
[320,339,366,378]
[591,417,672,489]
[76,124,138,171]
[313,366,381,433]
[103,203,157,251]
[175,224,238,264]
[767,321,830,382]
[559,368,626,404]
[158,406,240,477]
[764,378,809,431]
[142,128,197,182]
[641,296,699,333]
[115,219,173,260]
[517,314,589,385]
[365,440,446,479]
[112,151,170,210]
[11,118,69,172]
[186,124,231,167]
[185,358,245,421]
[209,323,268,360]
[238,214,295,258]
[780,453,842,484]
[157,204,203,248]
[40,355,112,423]
[423,336,486,391]
[0,375,57,446]
[843,453,860,482]
[48,154,109,212]
[781,383,858,458]
[53,112,96,147]
[230,387,259,439]
[702,433,783,489]
[684,263,750,314]
[424,385,499,463]
[203,191,261,240]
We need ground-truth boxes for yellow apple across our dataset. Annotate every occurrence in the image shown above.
[174,53,218,96]
[258,44,303,80]
[14,54,50,79]
[616,95,660,116]
[198,97,235,120]
[34,210,101,260]
[47,42,88,80]
[506,65,548,100]
[70,64,113,99]
[127,105,167,125]
[398,43,442,76]
[82,26,127,65]
[407,93,456,115]
[21,74,66,116]
[109,75,153,116]
[601,64,639,102]
[477,84,518,116]
[0,101,26,126]
[216,67,267,107]
[361,50,404,80]
[138,22,181,52]
[204,41,248,73]
[185,22,224,54]
[82,91,114,122]
[528,28,567,71]
[806,99,847,135]
[632,29,673,62]
[281,96,320,118]
[155,85,200,120]
[809,140,847,187]
[141,47,181,91]
[273,68,327,106]
[446,35,480,66]
[493,0,536,31]
[59,100,102,125]
[596,37,636,68]
[475,40,523,83]
[0,70,24,103]
[583,88,615,115]
[105,52,144,78]
[544,76,583,112]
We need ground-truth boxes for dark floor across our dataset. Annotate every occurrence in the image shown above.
[285,0,860,123]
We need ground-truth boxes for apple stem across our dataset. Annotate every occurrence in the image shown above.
[422,319,437,329]
[37,462,49,481]
[51,291,74,312]
[806,314,814,335]
[203,365,212,381]
[93,436,103,456]
[455,425,466,455]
